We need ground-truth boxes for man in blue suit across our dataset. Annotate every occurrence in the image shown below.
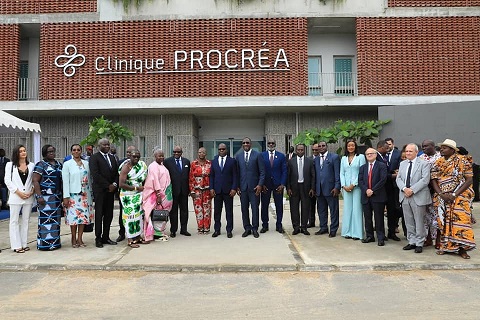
[359,148,388,246]
[260,138,287,233]
[236,137,265,238]
[209,143,238,238]
[314,141,341,237]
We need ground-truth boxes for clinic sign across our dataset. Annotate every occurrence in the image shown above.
[55,44,290,77]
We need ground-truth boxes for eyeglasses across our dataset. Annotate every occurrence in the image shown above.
[242,142,250,145]
[72,149,81,152]
[173,151,182,153]
[218,148,226,150]
[131,155,140,158]
[267,142,275,145]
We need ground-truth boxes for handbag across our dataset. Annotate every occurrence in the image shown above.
[151,197,169,222]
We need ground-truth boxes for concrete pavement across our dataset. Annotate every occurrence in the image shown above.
[0,199,479,272]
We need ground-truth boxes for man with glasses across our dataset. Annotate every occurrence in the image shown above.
[210,143,237,238]
[260,138,287,233]
[235,137,265,238]
[164,146,191,237]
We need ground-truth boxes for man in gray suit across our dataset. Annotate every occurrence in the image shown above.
[396,143,432,253]
[236,137,265,238]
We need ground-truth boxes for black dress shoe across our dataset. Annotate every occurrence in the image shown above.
[344,236,352,239]
[116,234,125,242]
[292,228,300,235]
[260,227,268,233]
[415,246,423,253]
[362,237,375,243]
[378,240,385,246]
[95,239,104,248]
[102,239,117,245]
[329,232,336,238]
[170,232,176,238]
[388,234,401,241]
[212,231,221,238]
[276,227,285,234]
[314,229,329,235]
[242,230,251,238]
[180,231,191,236]
[403,244,416,250]
[352,237,360,241]
[302,229,310,236]
[252,230,259,238]
[307,223,315,228]
[227,232,233,238]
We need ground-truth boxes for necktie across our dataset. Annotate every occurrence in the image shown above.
[298,157,304,182]
[320,155,324,168]
[383,154,389,166]
[104,154,111,168]
[245,152,249,166]
[176,159,182,171]
[406,161,413,188]
[220,157,224,171]
[270,152,274,167]
[368,163,373,189]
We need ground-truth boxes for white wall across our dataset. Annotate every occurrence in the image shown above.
[308,33,357,74]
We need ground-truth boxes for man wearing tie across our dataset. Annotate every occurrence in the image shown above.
[384,138,402,241]
[396,143,431,253]
[260,138,287,233]
[314,141,341,237]
[210,143,237,238]
[89,138,119,248]
[236,137,265,238]
[0,148,10,210]
[308,144,319,228]
[359,147,388,246]
[164,146,191,237]
[287,144,315,235]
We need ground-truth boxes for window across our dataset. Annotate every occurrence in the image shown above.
[18,61,28,100]
[334,57,354,96]
[308,57,322,96]
[167,136,174,157]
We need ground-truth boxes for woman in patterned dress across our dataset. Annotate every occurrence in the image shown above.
[119,149,148,248]
[62,144,93,248]
[33,145,63,251]
[431,139,475,259]
[189,147,212,234]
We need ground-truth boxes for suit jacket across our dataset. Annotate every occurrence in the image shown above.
[89,152,119,193]
[314,152,341,197]
[209,155,238,194]
[163,156,190,196]
[359,161,387,204]
[287,156,315,194]
[4,162,35,205]
[262,150,287,189]
[388,149,401,174]
[235,150,265,192]
[396,158,432,206]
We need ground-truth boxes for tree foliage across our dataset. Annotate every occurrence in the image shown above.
[80,116,134,147]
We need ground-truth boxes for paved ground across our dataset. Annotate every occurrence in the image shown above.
[0,199,479,272]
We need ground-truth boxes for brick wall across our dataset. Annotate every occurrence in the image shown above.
[40,18,307,100]
[0,0,96,14]
[388,0,480,7]
[0,24,19,100]
[356,17,480,95]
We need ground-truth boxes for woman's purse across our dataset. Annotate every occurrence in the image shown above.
[151,197,169,222]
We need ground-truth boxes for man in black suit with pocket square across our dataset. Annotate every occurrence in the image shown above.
[89,138,119,248]
[163,146,191,237]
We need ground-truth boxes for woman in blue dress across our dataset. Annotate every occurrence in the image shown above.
[33,145,63,250]
[340,139,366,240]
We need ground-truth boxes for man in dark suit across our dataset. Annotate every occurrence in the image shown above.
[163,146,191,237]
[359,147,388,246]
[89,138,119,248]
[287,144,315,235]
[0,148,10,210]
[307,143,319,228]
[260,138,287,233]
[235,137,265,238]
[384,138,402,241]
[314,141,341,237]
[210,143,237,238]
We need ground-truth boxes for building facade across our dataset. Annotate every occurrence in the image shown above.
[1,0,479,160]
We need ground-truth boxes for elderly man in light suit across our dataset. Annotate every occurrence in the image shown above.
[396,143,432,253]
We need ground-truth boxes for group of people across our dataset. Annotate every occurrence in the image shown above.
[0,136,476,260]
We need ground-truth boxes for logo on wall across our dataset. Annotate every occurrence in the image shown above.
[55,45,86,77]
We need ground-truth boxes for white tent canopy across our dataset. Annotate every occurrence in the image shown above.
[0,110,42,163]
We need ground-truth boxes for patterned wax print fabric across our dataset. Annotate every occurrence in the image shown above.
[119,160,148,239]
[189,159,212,233]
[65,163,93,225]
[431,154,475,253]
[34,160,63,251]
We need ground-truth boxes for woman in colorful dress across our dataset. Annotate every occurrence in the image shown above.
[142,147,173,242]
[431,139,475,259]
[340,139,366,240]
[189,147,212,234]
[4,145,35,253]
[62,144,93,248]
[119,149,148,248]
[33,145,63,251]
